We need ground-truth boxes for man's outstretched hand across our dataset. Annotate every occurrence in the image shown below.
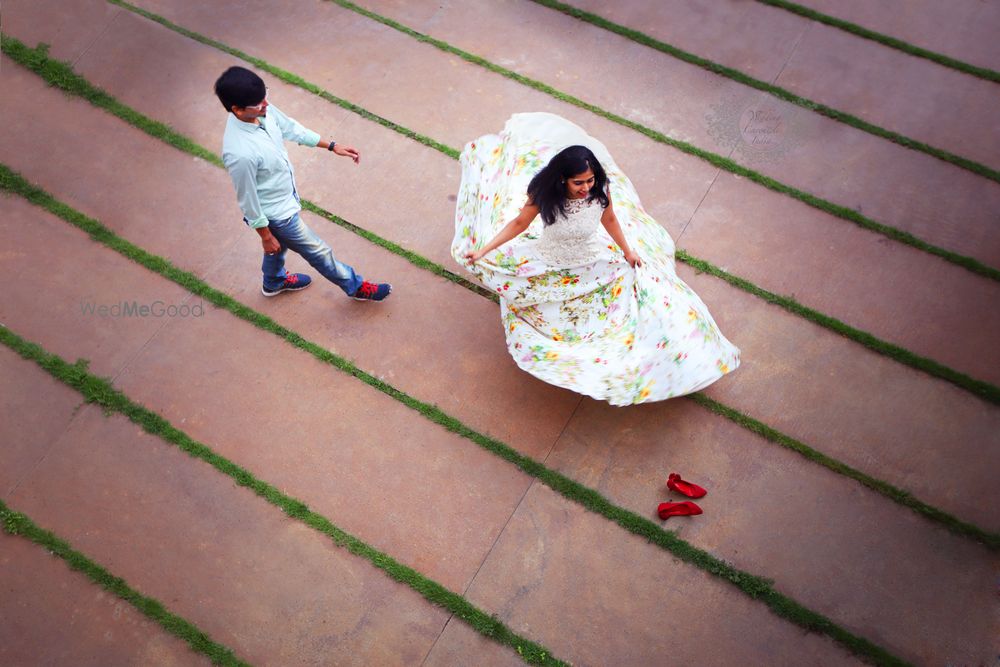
[333,144,361,164]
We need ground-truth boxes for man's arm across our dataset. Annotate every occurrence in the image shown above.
[223,152,279,253]
[269,104,320,146]
[223,152,268,228]
[271,104,361,163]
[316,138,361,164]
[255,225,280,254]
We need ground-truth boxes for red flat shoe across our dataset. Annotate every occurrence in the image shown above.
[667,473,707,499]
[657,501,703,520]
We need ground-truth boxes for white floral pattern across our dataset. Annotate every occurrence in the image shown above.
[452,113,740,406]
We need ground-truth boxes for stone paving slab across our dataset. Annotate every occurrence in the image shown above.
[0,195,192,380]
[2,0,122,64]
[0,531,208,667]
[685,264,1000,532]
[7,402,451,665]
[113,285,536,594]
[0,348,83,498]
[796,0,1000,72]
[774,13,1000,171]
[422,618,525,667]
[464,482,862,666]
[680,168,1000,383]
[546,396,999,665]
[345,0,1000,265]
[54,0,1000,388]
[569,0,808,83]
[567,0,1000,172]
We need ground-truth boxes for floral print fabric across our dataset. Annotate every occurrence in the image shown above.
[452,112,740,405]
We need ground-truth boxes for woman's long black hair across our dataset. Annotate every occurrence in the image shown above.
[527,145,609,225]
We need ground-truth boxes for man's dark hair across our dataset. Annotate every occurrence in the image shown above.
[214,66,266,112]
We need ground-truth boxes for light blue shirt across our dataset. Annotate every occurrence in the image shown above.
[222,104,321,228]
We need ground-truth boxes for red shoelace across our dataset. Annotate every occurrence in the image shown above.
[355,281,378,298]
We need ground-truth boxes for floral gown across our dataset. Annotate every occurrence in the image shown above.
[452,113,740,406]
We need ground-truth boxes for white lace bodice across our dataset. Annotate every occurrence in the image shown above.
[536,197,604,266]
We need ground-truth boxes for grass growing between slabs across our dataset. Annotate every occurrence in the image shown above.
[3,35,999,547]
[0,168,911,666]
[0,327,566,667]
[0,499,249,667]
[529,0,1000,183]
[688,393,1000,549]
[755,0,1000,83]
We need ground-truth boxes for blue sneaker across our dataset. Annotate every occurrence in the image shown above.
[262,273,312,297]
[351,280,392,302]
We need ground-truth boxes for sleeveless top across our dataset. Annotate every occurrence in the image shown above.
[535,197,604,266]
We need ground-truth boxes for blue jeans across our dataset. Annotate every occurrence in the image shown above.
[262,212,363,295]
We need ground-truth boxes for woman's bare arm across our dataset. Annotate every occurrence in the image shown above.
[464,201,540,262]
[600,199,641,267]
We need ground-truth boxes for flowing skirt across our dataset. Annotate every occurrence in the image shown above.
[452,112,740,405]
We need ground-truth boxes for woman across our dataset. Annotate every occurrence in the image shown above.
[453,113,739,405]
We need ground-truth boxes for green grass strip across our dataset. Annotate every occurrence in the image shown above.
[755,0,1000,84]
[316,0,1000,283]
[0,499,249,666]
[0,328,563,667]
[0,165,910,667]
[677,250,1000,405]
[4,36,998,545]
[690,393,999,550]
[9,27,996,407]
[532,0,1000,182]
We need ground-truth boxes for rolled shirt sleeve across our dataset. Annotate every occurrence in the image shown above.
[223,152,270,228]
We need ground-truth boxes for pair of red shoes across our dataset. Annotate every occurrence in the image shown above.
[657,473,707,520]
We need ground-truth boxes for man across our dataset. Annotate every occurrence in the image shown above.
[215,66,391,301]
